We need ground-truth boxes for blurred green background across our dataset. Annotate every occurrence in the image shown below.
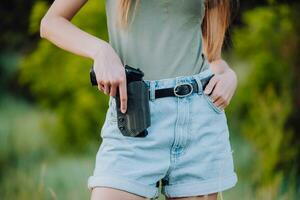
[1,0,299,199]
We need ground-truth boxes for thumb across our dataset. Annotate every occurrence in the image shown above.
[204,76,218,95]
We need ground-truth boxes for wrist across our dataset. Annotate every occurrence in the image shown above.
[209,59,227,74]
[90,40,110,61]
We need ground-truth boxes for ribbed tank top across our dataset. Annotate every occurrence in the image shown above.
[105,0,210,80]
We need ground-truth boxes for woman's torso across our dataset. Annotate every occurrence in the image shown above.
[105,0,210,80]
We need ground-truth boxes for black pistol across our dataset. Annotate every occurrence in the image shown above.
[89,65,151,137]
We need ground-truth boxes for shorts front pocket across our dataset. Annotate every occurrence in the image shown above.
[202,93,224,114]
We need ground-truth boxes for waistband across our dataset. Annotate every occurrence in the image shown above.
[144,68,214,101]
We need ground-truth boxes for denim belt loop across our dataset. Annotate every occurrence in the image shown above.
[149,81,156,101]
[175,76,186,87]
[192,74,203,95]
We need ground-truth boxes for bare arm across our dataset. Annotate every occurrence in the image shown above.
[40,0,106,60]
[40,0,128,113]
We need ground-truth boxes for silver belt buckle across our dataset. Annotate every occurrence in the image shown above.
[173,82,193,97]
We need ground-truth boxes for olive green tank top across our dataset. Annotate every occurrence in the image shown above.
[105,0,210,80]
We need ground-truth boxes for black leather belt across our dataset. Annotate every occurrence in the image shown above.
[150,74,214,99]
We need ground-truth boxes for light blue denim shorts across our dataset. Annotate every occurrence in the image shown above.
[87,68,238,199]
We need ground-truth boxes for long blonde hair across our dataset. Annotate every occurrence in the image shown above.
[117,0,231,62]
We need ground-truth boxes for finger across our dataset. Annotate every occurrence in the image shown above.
[118,79,127,113]
[97,78,105,91]
[209,88,221,103]
[210,93,220,103]
[98,83,104,92]
[219,102,227,110]
[109,83,117,97]
[214,97,224,108]
[219,94,230,109]
[103,83,110,95]
[107,82,112,94]
[204,76,218,95]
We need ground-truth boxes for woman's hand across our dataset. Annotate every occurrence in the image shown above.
[204,67,238,110]
[92,41,128,113]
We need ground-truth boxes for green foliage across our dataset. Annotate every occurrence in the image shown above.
[230,3,299,192]
[0,97,94,199]
[0,97,53,172]
[29,1,48,34]
[19,0,109,152]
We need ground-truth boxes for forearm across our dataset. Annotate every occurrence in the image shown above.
[40,16,107,60]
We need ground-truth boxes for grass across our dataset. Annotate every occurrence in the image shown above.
[0,96,95,199]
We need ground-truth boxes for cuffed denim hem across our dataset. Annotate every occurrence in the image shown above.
[87,174,160,199]
[162,173,238,198]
